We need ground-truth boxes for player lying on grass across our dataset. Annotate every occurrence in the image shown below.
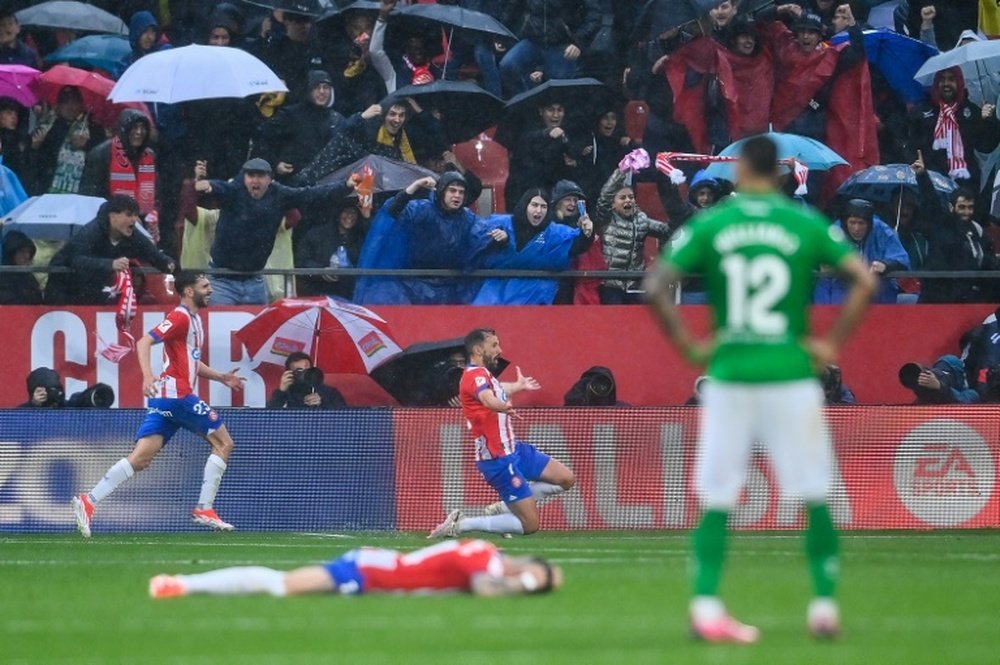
[150,539,562,598]
[428,328,575,539]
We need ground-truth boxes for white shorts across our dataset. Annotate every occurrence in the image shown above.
[697,378,831,508]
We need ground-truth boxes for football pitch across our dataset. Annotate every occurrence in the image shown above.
[3,531,999,665]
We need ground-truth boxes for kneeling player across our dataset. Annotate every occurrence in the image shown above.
[428,328,575,538]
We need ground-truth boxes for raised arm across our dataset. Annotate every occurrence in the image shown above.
[370,0,397,93]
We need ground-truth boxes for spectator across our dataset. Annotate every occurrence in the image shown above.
[0,96,29,180]
[0,9,39,68]
[253,0,328,104]
[906,67,1000,194]
[421,149,483,205]
[959,307,1000,402]
[266,351,347,410]
[898,355,979,404]
[370,0,438,93]
[30,86,104,195]
[596,167,672,304]
[473,187,594,305]
[548,179,602,304]
[0,230,43,304]
[295,204,365,301]
[320,3,384,115]
[821,364,855,405]
[20,367,64,408]
[45,194,175,305]
[659,170,724,304]
[814,199,910,304]
[708,0,740,41]
[193,158,355,305]
[254,70,344,182]
[121,11,171,70]
[895,0,977,50]
[564,366,624,406]
[436,0,504,97]
[81,109,161,243]
[579,109,638,205]
[204,6,242,47]
[498,0,601,95]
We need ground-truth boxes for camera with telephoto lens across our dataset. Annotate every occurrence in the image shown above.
[67,383,115,408]
[41,385,65,408]
[981,366,1000,402]
[291,367,325,391]
[423,359,464,406]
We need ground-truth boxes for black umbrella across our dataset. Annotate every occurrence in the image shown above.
[239,0,324,18]
[317,0,380,21]
[634,0,726,40]
[387,80,503,143]
[500,77,615,141]
[390,3,516,40]
[371,338,508,406]
[318,154,436,192]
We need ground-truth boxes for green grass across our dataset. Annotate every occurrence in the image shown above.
[3,531,999,665]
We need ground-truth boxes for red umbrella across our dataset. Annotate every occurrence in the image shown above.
[37,64,149,129]
[235,296,403,375]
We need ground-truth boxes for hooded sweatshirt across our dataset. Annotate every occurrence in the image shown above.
[81,109,155,203]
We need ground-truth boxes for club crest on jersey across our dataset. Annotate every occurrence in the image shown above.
[191,348,201,360]
[475,376,487,387]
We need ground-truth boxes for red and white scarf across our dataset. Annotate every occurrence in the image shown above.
[654,151,810,196]
[109,137,157,214]
[933,103,971,181]
[97,267,138,363]
[403,55,434,85]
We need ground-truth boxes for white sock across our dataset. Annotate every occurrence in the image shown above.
[490,482,566,515]
[197,454,227,509]
[690,596,726,622]
[88,458,135,504]
[178,567,287,597]
[458,514,525,535]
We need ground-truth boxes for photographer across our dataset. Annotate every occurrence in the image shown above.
[20,367,65,408]
[821,365,856,405]
[564,366,627,407]
[960,307,1000,402]
[266,352,347,410]
[898,355,980,405]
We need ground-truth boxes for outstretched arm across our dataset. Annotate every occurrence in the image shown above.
[198,363,246,391]
[500,366,540,395]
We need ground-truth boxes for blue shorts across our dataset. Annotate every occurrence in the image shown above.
[475,441,551,505]
[322,550,365,595]
[135,395,223,443]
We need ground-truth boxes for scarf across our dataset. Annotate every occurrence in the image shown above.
[403,55,434,85]
[377,126,415,164]
[933,103,971,180]
[654,150,809,196]
[109,137,157,214]
[97,267,138,363]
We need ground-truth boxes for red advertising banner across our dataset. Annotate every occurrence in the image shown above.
[394,407,1000,531]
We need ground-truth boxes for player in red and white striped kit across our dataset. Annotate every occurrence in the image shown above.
[72,271,245,537]
[149,539,562,598]
[428,328,575,539]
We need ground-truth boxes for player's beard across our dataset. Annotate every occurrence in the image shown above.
[483,353,499,372]
[192,292,209,308]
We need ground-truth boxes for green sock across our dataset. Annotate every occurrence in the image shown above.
[805,503,839,597]
[691,509,728,596]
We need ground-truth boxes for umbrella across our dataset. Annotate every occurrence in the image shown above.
[830,29,937,105]
[16,1,128,35]
[500,78,615,144]
[0,65,40,108]
[633,0,726,40]
[2,194,114,241]
[318,154,436,192]
[390,3,516,40]
[318,0,380,19]
[38,64,150,129]
[370,337,508,406]
[913,38,1000,106]
[703,131,848,180]
[239,0,324,17]
[44,35,131,80]
[110,45,287,104]
[835,164,957,203]
[235,296,403,375]
[388,80,503,143]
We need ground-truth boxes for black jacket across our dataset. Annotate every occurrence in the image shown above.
[907,98,1000,188]
[266,383,347,409]
[80,109,155,200]
[254,102,344,178]
[295,214,365,300]
[0,230,42,305]
[503,0,601,49]
[45,205,174,305]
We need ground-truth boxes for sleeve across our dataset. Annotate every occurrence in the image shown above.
[79,145,105,197]
[148,309,188,344]
[596,169,626,229]
[662,218,707,276]
[571,0,602,48]
[462,368,492,399]
[369,18,397,94]
[282,181,351,210]
[207,179,236,202]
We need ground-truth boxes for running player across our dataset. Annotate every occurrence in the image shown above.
[428,328,575,538]
[149,539,562,598]
[72,271,246,537]
[645,136,876,643]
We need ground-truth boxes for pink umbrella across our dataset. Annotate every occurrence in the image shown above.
[235,296,403,374]
[0,65,40,108]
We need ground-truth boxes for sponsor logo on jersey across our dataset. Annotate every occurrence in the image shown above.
[156,320,173,334]
[475,376,487,387]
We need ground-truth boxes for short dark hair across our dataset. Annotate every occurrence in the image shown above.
[174,270,206,294]
[105,194,141,215]
[464,328,496,356]
[527,557,555,594]
[950,188,976,205]
[284,351,313,370]
[739,136,778,177]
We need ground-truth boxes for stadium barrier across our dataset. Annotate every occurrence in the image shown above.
[2,407,997,533]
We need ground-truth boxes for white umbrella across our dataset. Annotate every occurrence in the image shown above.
[2,194,152,241]
[109,45,287,104]
[913,39,1000,106]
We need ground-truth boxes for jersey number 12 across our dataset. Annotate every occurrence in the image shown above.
[720,254,790,335]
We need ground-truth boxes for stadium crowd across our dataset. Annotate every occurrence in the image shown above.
[0,0,998,307]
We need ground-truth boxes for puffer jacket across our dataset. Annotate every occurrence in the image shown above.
[597,169,671,291]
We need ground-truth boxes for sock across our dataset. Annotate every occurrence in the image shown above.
[489,482,565,514]
[197,454,227,510]
[805,503,839,597]
[178,567,287,597]
[691,509,728,597]
[457,514,525,535]
[690,595,726,623]
[88,458,135,504]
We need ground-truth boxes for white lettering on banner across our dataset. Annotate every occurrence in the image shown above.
[0,441,25,523]
[525,424,586,528]
[208,311,263,407]
[660,423,688,527]
[893,420,995,527]
[30,312,89,397]
[593,424,654,528]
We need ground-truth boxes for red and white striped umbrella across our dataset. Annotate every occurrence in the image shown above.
[235,296,402,374]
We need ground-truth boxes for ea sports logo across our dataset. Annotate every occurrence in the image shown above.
[893,420,995,527]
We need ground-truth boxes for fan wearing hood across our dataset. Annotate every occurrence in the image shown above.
[354,171,499,305]
[473,187,593,305]
[0,229,42,304]
[548,179,604,304]
[20,367,64,408]
[121,11,171,70]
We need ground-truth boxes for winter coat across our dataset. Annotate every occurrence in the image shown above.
[907,95,1000,188]
[121,11,171,69]
[254,101,344,178]
[597,169,671,291]
[80,109,154,200]
[503,0,602,48]
[814,216,910,304]
[295,213,365,300]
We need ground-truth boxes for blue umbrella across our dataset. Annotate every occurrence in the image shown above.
[44,35,131,80]
[836,164,957,203]
[830,28,937,105]
[704,132,848,181]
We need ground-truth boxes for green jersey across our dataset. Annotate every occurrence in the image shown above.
[664,192,854,383]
